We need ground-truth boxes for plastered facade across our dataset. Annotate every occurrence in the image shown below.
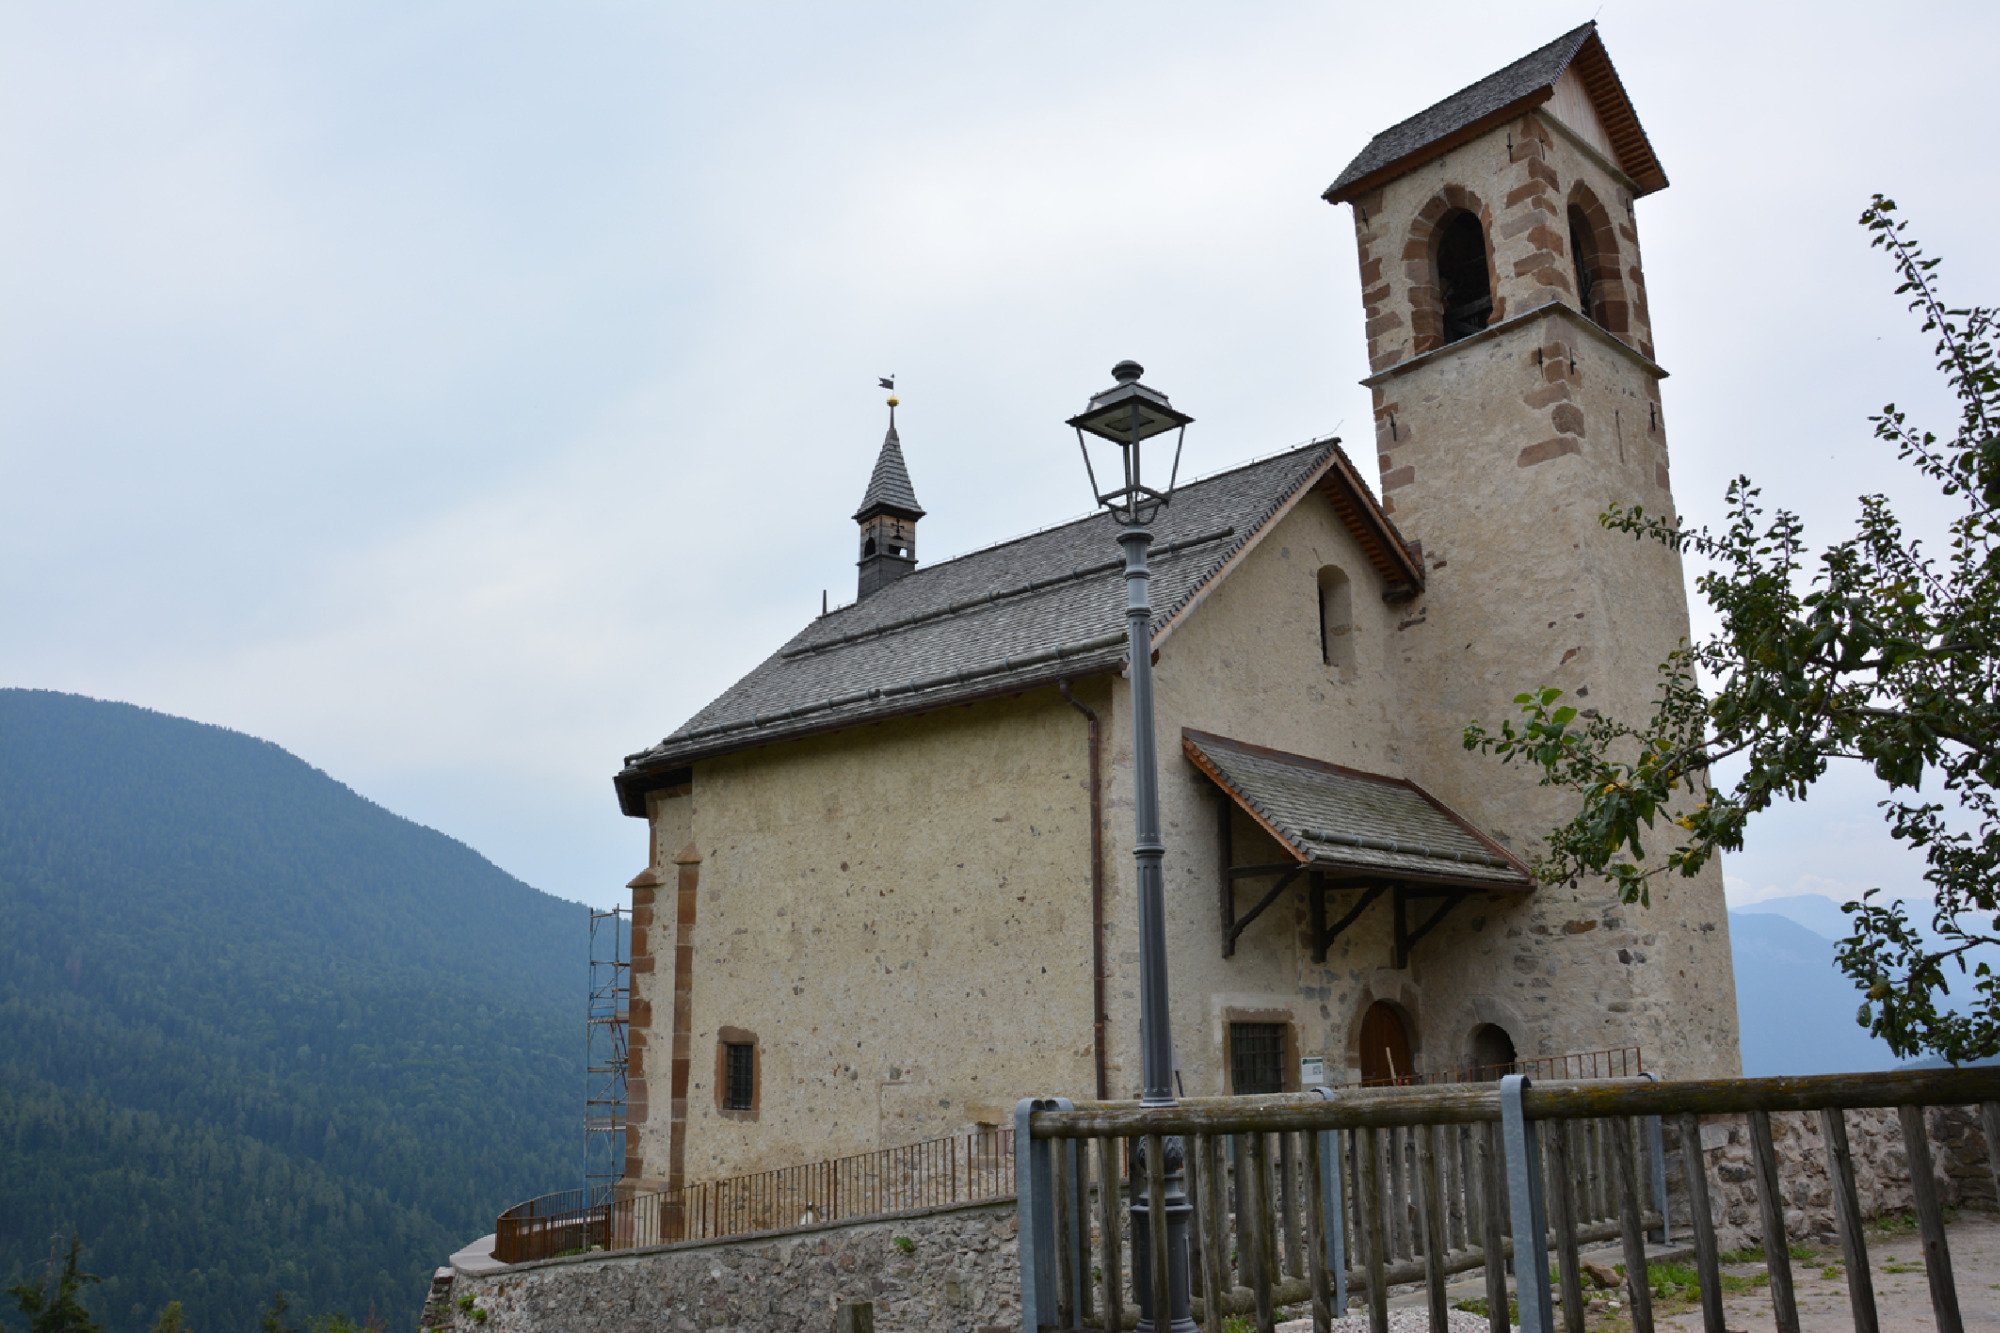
[625,91,1739,1189]
[631,690,1103,1186]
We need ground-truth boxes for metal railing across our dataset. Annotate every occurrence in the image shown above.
[495,1125,1015,1264]
[1332,1044,1644,1088]
[1016,1066,2000,1333]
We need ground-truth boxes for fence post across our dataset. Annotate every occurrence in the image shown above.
[1640,1071,1671,1244]
[1500,1075,1554,1333]
[1015,1097,1071,1333]
[1310,1085,1347,1315]
[1064,1139,1091,1322]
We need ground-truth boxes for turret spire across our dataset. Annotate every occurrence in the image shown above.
[854,388,923,600]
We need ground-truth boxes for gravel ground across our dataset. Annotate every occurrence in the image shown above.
[1259,1211,2000,1331]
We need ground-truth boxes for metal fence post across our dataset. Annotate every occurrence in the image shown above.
[1310,1085,1348,1314]
[1640,1071,1671,1244]
[1016,1097,1070,1333]
[1500,1075,1555,1333]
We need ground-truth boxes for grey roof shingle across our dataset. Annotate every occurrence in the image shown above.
[854,419,924,519]
[1185,731,1533,889]
[1326,23,1594,202]
[617,439,1406,810]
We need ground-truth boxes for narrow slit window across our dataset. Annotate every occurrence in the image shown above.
[1318,566,1354,670]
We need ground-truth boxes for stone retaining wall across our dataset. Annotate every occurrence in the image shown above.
[431,1200,1018,1333]
[1678,1105,1998,1248]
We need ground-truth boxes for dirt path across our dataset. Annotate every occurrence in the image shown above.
[1652,1212,2000,1332]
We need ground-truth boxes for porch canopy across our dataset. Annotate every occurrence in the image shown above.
[1182,730,1534,967]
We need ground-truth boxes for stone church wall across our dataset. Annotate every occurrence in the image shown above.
[433,1202,1017,1333]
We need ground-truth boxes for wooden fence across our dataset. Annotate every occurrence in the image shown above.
[1016,1066,2000,1333]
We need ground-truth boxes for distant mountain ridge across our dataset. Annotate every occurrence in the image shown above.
[0,689,584,1331]
[1727,908,1902,1076]
[1728,894,1997,1077]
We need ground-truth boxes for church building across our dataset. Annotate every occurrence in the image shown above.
[610,22,1741,1198]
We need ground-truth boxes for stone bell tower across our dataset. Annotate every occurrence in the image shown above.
[854,395,924,601]
[1326,23,1741,1075]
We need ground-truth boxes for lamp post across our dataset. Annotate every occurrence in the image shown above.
[1070,360,1195,1333]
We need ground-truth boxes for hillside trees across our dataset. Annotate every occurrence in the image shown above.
[1466,198,2000,1061]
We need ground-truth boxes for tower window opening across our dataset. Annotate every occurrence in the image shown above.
[1435,211,1492,344]
[1317,566,1354,670]
[863,537,878,556]
[1569,204,1607,327]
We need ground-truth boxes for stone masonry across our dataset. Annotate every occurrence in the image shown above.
[1682,1105,1998,1250]
[432,1202,1018,1333]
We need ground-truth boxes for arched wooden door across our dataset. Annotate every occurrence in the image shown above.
[1358,1001,1414,1086]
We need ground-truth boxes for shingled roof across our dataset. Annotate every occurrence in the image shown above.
[854,417,924,519]
[616,438,1420,814]
[1324,22,1666,204]
[1184,731,1532,890]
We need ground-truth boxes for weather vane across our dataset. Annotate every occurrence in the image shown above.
[879,374,897,409]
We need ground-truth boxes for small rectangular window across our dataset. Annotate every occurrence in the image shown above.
[1229,1022,1287,1095]
[723,1042,755,1111]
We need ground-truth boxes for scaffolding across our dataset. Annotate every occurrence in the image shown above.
[584,905,630,1206]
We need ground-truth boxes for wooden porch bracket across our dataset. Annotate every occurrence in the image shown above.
[1392,889,1465,970]
[1224,866,1303,957]
[1311,882,1387,963]
[1218,789,1313,957]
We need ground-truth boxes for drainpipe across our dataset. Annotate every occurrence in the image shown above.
[1059,677,1110,1102]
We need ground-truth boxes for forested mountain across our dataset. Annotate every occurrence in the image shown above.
[0,689,585,1331]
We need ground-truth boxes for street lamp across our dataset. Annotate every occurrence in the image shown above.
[1071,360,1195,1333]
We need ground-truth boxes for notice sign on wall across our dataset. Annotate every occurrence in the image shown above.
[1299,1056,1326,1087]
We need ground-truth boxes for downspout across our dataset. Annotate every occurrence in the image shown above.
[1059,677,1110,1101]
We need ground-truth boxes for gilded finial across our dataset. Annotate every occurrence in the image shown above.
[879,374,898,409]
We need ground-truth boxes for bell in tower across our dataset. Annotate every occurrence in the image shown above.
[854,393,924,600]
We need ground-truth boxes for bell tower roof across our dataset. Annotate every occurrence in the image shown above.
[853,407,925,521]
[1324,22,1667,204]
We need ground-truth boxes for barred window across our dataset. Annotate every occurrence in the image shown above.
[1229,1022,1287,1095]
[723,1042,755,1111]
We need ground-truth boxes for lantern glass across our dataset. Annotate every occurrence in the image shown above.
[1069,361,1193,526]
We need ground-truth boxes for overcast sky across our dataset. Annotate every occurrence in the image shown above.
[3,2,1994,916]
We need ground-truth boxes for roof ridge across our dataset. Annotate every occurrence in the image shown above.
[1147,440,1351,632]
[1325,21,1613,202]
[824,437,1338,607]
[1367,22,1593,151]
